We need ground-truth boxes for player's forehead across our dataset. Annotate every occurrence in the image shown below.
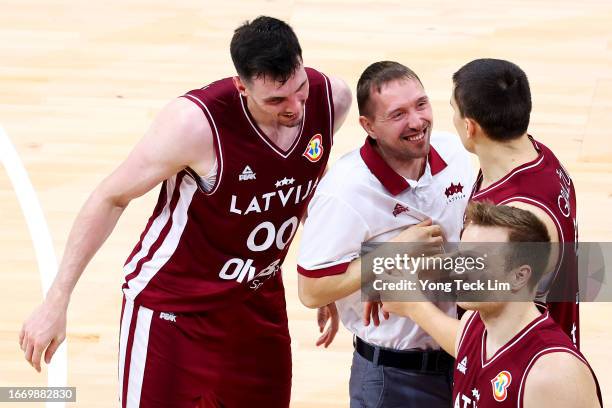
[371,78,427,113]
[460,224,510,243]
[248,65,308,98]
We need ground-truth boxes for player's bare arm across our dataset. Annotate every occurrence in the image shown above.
[329,75,352,134]
[375,300,469,357]
[523,352,601,408]
[298,219,442,309]
[19,97,214,372]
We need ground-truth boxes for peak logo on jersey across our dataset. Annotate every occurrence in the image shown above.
[159,312,176,322]
[392,203,410,217]
[457,356,468,374]
[303,134,323,162]
[239,165,256,181]
[491,371,512,402]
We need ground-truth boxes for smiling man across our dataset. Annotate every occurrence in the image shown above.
[19,16,351,408]
[297,61,474,407]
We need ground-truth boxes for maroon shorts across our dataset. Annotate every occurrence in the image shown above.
[118,295,292,407]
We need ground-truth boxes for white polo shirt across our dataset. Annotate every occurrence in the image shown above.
[297,131,474,350]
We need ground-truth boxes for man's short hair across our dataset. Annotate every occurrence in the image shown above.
[464,201,551,288]
[453,58,532,141]
[230,16,302,84]
[357,61,422,118]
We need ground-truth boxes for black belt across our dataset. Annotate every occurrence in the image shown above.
[354,336,454,373]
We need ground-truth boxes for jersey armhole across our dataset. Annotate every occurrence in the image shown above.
[319,71,335,146]
[179,93,224,195]
[456,310,477,356]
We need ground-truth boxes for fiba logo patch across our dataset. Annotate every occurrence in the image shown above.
[303,134,323,162]
[491,370,512,402]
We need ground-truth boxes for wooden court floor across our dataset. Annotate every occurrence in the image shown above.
[1,1,611,406]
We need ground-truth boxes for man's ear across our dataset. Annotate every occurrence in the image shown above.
[359,115,375,139]
[510,264,533,292]
[465,117,480,140]
[232,76,248,97]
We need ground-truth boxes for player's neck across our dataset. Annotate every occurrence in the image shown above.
[475,133,539,189]
[479,302,541,360]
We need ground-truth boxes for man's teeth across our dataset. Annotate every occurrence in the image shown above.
[404,132,425,141]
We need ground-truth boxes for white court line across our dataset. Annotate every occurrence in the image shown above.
[0,125,67,408]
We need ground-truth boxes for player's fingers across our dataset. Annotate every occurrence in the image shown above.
[45,338,61,364]
[316,328,332,347]
[372,303,381,327]
[424,225,442,236]
[31,342,45,372]
[416,218,432,227]
[326,314,339,347]
[324,329,336,348]
[363,302,373,326]
[317,307,328,332]
[24,341,34,366]
[319,329,331,348]
[19,327,25,350]
[19,330,27,352]
[383,310,390,320]
[429,236,444,245]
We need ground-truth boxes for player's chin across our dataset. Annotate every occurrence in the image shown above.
[457,301,480,311]
[279,114,303,128]
[458,301,502,312]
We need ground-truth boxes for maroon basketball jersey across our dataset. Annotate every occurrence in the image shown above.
[469,136,580,347]
[453,310,602,408]
[122,67,334,313]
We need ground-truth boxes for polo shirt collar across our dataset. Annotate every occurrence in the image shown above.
[359,136,447,196]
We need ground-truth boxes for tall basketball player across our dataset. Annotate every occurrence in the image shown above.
[19,16,351,407]
[381,202,602,408]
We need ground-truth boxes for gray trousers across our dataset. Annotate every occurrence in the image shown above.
[349,350,452,408]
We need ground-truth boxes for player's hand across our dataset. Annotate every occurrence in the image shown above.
[380,300,413,317]
[19,296,68,372]
[363,301,390,327]
[391,218,444,246]
[316,303,339,348]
